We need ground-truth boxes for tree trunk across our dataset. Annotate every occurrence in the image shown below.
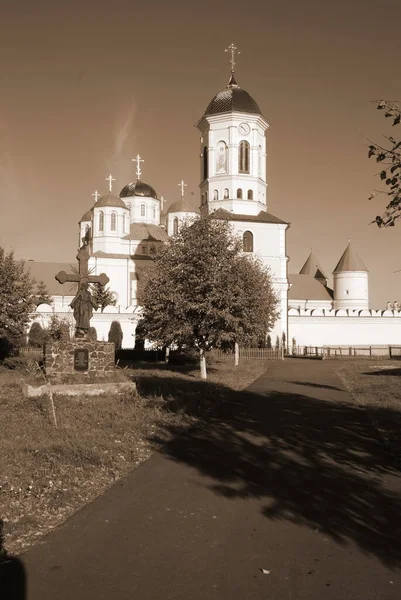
[199,348,207,380]
[165,346,170,363]
[234,341,239,366]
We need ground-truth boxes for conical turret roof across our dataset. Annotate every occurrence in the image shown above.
[299,252,328,281]
[333,242,368,274]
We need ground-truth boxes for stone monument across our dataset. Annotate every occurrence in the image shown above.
[44,243,116,384]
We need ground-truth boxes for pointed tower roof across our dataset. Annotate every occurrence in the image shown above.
[299,252,328,281]
[333,242,368,274]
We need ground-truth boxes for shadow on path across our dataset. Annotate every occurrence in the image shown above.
[0,519,26,599]
[138,365,401,568]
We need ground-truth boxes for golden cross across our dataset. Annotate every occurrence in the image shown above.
[225,43,240,73]
[133,154,144,179]
[178,180,187,198]
[106,174,115,193]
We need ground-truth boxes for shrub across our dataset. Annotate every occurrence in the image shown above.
[28,322,45,347]
[108,321,123,350]
[47,315,70,342]
[87,327,97,341]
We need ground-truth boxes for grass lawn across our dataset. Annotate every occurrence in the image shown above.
[337,360,401,462]
[0,356,270,556]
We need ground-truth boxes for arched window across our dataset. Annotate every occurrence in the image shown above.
[201,193,205,205]
[153,207,156,220]
[173,217,179,236]
[141,204,146,217]
[203,146,208,180]
[243,231,254,252]
[205,191,208,202]
[123,213,127,233]
[237,188,243,199]
[224,188,229,199]
[110,211,117,231]
[215,141,227,174]
[247,189,253,200]
[239,140,250,173]
[99,211,104,232]
[213,189,219,201]
[85,224,90,235]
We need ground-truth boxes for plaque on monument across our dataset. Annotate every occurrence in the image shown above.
[74,348,89,371]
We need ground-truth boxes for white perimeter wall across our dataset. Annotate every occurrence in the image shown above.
[289,314,401,346]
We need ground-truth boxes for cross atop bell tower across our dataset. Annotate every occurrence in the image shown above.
[225,43,240,73]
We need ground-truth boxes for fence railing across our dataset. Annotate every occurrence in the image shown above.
[289,345,401,359]
[211,347,284,361]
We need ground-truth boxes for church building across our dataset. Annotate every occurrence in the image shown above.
[26,45,401,349]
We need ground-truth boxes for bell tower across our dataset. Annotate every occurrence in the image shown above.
[196,44,269,217]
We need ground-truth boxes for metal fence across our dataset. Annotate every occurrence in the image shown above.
[289,345,401,359]
[211,347,284,361]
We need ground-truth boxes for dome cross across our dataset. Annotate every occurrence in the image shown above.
[106,174,115,193]
[133,154,144,179]
[178,180,187,198]
[92,190,100,202]
[225,43,241,73]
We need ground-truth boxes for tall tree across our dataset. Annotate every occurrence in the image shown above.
[35,280,52,307]
[366,100,401,227]
[141,216,279,379]
[0,247,37,352]
[90,284,116,312]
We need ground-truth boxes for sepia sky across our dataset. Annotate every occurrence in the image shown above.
[0,0,400,307]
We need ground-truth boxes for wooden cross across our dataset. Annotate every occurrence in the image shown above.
[178,180,187,198]
[133,154,144,179]
[106,174,115,193]
[55,245,109,290]
[92,190,100,202]
[225,43,240,72]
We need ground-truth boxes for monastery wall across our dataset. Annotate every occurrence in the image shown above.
[288,308,401,346]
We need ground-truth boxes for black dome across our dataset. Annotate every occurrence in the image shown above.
[204,75,262,117]
[120,180,158,199]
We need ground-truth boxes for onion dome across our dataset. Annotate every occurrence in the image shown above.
[333,242,368,274]
[94,193,127,209]
[167,197,199,214]
[204,73,262,117]
[120,180,158,199]
[80,209,93,222]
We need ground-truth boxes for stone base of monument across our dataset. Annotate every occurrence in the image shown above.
[22,340,136,398]
[44,340,116,383]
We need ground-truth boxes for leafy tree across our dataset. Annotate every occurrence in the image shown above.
[90,284,116,312]
[266,334,272,349]
[141,216,279,379]
[28,322,46,347]
[108,321,123,350]
[366,100,401,227]
[35,280,52,307]
[0,247,37,354]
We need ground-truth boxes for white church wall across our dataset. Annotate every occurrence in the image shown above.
[289,313,401,346]
[90,257,132,308]
[28,311,139,349]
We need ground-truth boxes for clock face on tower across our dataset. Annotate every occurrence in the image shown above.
[238,122,250,135]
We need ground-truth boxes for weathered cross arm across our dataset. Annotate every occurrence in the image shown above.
[55,271,80,285]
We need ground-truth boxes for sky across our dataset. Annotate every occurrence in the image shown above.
[0,0,400,307]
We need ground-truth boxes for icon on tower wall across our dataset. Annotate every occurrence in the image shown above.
[216,141,228,174]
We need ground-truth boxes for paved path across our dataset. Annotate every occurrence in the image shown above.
[7,359,401,598]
